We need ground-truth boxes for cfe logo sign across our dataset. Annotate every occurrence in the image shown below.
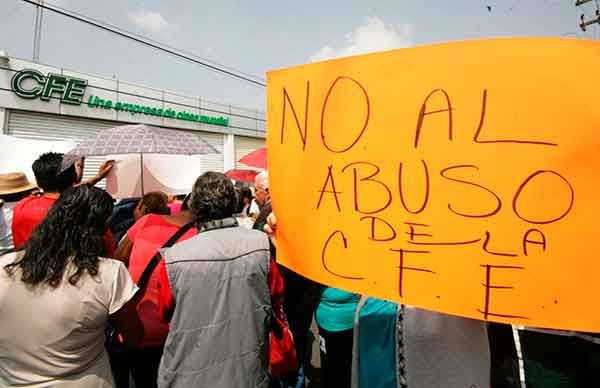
[11,69,87,105]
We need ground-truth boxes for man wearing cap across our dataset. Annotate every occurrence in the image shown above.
[11,152,114,250]
[0,173,36,252]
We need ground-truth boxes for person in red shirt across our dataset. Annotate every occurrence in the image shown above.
[112,194,196,388]
[113,189,282,388]
[12,152,114,254]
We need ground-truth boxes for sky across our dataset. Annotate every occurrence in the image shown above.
[0,0,597,112]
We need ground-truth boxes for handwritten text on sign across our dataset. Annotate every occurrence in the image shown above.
[267,38,600,332]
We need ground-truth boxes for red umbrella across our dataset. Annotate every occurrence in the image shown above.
[225,169,260,183]
[238,147,267,169]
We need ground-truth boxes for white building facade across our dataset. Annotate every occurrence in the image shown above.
[0,55,265,182]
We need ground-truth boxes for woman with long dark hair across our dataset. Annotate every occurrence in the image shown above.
[0,185,142,387]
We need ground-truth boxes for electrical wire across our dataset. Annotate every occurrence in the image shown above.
[19,0,266,87]
[596,0,600,39]
[41,0,266,82]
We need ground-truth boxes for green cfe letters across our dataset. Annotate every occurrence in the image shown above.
[10,68,230,127]
[11,69,87,105]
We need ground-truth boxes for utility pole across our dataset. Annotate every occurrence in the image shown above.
[32,0,44,63]
[577,0,600,32]
[580,10,600,32]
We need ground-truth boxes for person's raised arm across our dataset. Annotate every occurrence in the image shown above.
[264,212,277,247]
[81,160,115,187]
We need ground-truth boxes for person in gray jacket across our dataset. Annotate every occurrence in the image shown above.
[156,172,284,388]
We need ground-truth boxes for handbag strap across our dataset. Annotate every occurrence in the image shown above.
[137,222,194,289]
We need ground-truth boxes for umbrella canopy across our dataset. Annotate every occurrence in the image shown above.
[67,124,219,157]
[65,124,220,196]
[238,147,267,169]
[225,169,259,183]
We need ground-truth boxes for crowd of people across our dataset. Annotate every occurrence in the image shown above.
[0,151,598,388]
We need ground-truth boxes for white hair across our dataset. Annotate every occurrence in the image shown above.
[255,171,269,190]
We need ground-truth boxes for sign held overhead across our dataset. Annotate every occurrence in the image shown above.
[267,38,600,332]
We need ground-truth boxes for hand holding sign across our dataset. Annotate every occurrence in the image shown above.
[264,213,277,247]
[267,38,600,332]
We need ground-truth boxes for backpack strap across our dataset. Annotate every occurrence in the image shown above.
[137,222,194,289]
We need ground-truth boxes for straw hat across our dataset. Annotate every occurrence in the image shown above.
[0,172,36,195]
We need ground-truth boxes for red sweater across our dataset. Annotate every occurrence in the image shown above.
[12,195,115,256]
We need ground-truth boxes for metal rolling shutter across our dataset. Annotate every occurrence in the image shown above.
[235,135,265,170]
[6,110,225,187]
[7,110,121,189]
[198,132,224,173]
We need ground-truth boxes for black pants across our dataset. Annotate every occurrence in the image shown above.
[112,346,163,388]
[318,327,353,388]
[109,348,129,388]
[488,323,522,388]
[281,268,320,365]
[519,331,600,388]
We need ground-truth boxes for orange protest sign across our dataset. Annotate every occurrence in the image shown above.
[266,38,600,332]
